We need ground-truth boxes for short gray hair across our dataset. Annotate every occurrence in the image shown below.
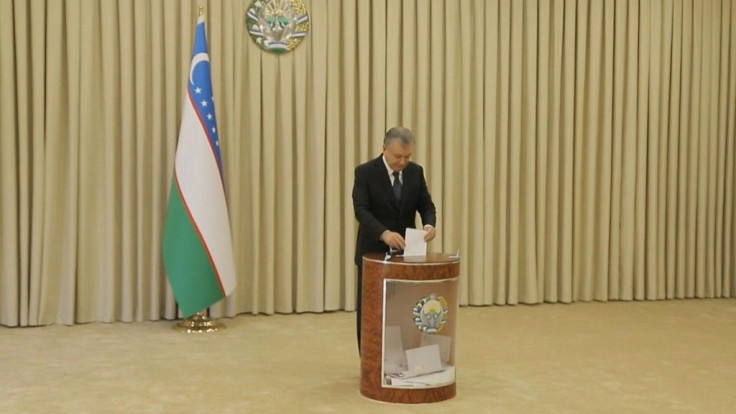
[383,126,415,146]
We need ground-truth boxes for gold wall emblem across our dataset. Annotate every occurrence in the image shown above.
[246,0,309,54]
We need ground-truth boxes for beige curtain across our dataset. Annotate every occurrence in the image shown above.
[1,0,734,326]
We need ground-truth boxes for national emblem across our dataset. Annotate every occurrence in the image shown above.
[246,0,310,54]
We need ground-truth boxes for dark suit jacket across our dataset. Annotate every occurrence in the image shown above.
[352,155,437,265]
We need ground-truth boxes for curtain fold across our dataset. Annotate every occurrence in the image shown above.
[1,0,734,326]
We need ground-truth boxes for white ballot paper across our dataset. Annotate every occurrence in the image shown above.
[383,325,407,374]
[404,344,443,377]
[421,333,452,364]
[403,228,427,256]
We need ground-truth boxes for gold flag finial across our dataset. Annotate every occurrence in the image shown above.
[198,5,204,16]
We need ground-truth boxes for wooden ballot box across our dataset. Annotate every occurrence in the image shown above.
[360,252,460,403]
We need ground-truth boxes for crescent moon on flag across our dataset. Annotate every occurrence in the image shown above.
[189,53,210,84]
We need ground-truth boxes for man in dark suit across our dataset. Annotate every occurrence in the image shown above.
[352,126,437,351]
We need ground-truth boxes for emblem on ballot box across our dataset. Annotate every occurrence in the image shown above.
[412,294,448,334]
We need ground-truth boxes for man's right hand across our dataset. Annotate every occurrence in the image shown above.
[380,231,406,250]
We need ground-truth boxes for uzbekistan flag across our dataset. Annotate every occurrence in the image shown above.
[162,15,236,317]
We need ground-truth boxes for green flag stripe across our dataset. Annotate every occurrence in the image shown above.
[162,179,224,316]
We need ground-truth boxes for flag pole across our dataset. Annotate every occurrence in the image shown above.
[169,5,229,334]
[174,310,227,333]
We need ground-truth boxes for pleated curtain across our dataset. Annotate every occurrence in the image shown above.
[1,0,735,326]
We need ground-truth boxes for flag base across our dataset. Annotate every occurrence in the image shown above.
[173,311,226,333]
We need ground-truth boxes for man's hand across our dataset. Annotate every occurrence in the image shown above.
[380,231,406,250]
[423,225,436,242]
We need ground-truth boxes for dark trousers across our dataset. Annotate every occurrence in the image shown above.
[356,264,362,353]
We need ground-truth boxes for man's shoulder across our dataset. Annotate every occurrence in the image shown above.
[356,155,383,172]
[406,161,424,173]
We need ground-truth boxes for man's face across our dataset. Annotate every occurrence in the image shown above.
[383,140,413,172]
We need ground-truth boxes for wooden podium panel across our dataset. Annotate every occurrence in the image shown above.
[360,253,460,403]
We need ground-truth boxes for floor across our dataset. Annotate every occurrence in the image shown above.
[2,299,735,413]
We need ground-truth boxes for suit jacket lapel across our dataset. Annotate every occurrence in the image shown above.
[396,165,412,214]
[374,156,401,212]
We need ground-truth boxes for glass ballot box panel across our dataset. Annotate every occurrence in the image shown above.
[381,277,459,388]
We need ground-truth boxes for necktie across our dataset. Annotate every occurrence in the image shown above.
[392,171,402,201]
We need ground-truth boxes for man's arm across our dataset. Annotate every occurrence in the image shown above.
[415,166,437,241]
[352,165,389,241]
[416,166,436,227]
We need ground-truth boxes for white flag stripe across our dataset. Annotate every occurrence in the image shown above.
[174,94,236,294]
